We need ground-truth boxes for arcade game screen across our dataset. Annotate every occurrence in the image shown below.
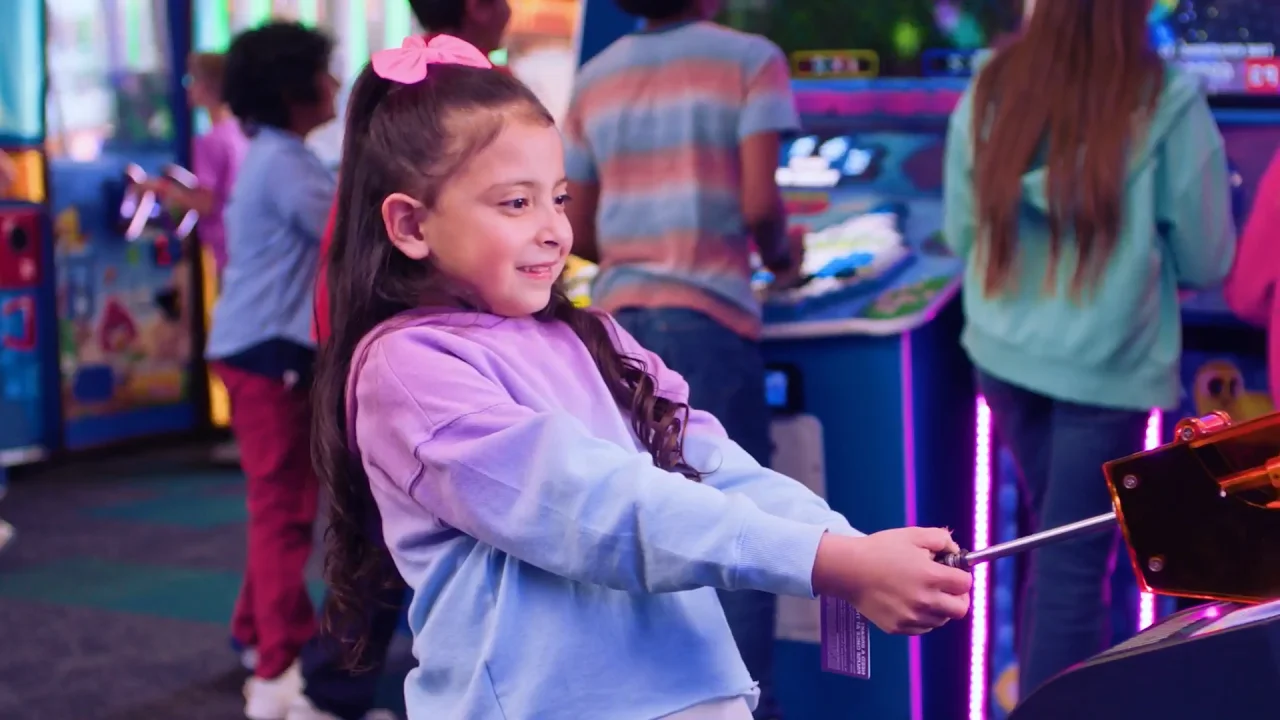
[721,0,1280,91]
[1151,0,1280,97]
[718,0,1019,77]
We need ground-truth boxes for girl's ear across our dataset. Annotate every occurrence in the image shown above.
[381,193,431,260]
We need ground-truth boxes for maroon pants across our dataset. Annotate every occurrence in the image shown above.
[215,362,318,679]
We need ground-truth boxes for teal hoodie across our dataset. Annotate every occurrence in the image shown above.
[943,63,1237,411]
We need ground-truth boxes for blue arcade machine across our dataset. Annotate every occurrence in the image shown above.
[757,78,977,720]
[42,0,200,451]
[0,0,59,470]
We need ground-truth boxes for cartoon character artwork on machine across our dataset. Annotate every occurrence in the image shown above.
[51,165,195,448]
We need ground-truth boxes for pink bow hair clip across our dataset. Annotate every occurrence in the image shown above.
[371,34,493,84]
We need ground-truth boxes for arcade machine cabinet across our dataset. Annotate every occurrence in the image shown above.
[759,75,974,720]
[1177,131,1273,428]
[42,0,203,451]
[0,0,59,468]
[1156,0,1280,441]
[1158,6,1280,614]
[0,206,56,467]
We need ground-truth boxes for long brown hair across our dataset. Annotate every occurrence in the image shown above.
[313,61,700,666]
[972,0,1164,298]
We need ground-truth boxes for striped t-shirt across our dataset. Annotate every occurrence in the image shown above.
[562,21,799,339]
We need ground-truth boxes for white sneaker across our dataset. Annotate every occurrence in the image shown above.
[0,519,13,553]
[244,662,303,720]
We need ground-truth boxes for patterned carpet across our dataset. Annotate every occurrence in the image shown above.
[0,444,410,720]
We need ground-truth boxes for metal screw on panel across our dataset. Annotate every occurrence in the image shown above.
[1122,474,1139,490]
[1148,556,1165,573]
[1179,426,1195,441]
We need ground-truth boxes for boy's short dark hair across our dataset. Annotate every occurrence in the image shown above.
[223,22,333,132]
[613,0,695,21]
[408,0,467,31]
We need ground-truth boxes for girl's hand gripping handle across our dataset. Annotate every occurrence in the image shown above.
[812,528,973,635]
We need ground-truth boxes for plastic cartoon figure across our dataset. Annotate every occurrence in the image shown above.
[1193,359,1274,423]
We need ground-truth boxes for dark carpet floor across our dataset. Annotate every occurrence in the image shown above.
[0,443,410,720]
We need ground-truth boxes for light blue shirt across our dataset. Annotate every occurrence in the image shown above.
[207,126,335,358]
[348,311,862,720]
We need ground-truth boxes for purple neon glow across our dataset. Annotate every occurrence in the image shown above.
[1138,410,1163,631]
[969,398,993,720]
[968,406,1164,719]
[900,337,923,720]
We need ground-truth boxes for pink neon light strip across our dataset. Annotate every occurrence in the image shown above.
[969,398,993,720]
[1138,410,1163,631]
[968,406,1164,720]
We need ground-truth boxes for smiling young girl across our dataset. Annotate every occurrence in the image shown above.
[314,35,973,720]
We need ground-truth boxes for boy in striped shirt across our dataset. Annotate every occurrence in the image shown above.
[563,1,801,717]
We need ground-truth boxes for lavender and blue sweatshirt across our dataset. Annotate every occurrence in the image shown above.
[348,309,861,720]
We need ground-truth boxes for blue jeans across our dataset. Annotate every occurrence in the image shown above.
[977,372,1149,702]
[613,308,779,719]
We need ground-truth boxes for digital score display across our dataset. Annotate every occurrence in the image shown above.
[920,49,980,78]
[791,50,879,79]
[1244,57,1280,92]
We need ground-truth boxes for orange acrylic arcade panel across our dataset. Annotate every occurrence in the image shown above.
[1104,410,1280,606]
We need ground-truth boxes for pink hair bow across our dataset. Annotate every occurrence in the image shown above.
[371,34,493,84]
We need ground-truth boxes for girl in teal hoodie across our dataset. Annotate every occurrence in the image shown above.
[943,0,1236,704]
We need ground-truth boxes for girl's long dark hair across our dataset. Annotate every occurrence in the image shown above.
[972,0,1163,299]
[313,62,700,665]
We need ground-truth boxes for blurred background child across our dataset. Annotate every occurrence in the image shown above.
[146,52,249,467]
[944,0,1235,704]
[208,22,338,720]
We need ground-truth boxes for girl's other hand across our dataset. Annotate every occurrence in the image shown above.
[812,528,972,635]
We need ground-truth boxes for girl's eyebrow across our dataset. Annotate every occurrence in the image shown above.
[487,177,569,191]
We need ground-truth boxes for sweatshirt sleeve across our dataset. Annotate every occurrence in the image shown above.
[352,333,828,599]
[683,431,863,538]
[942,88,977,259]
[1224,149,1280,326]
[1156,94,1237,289]
[602,316,862,537]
